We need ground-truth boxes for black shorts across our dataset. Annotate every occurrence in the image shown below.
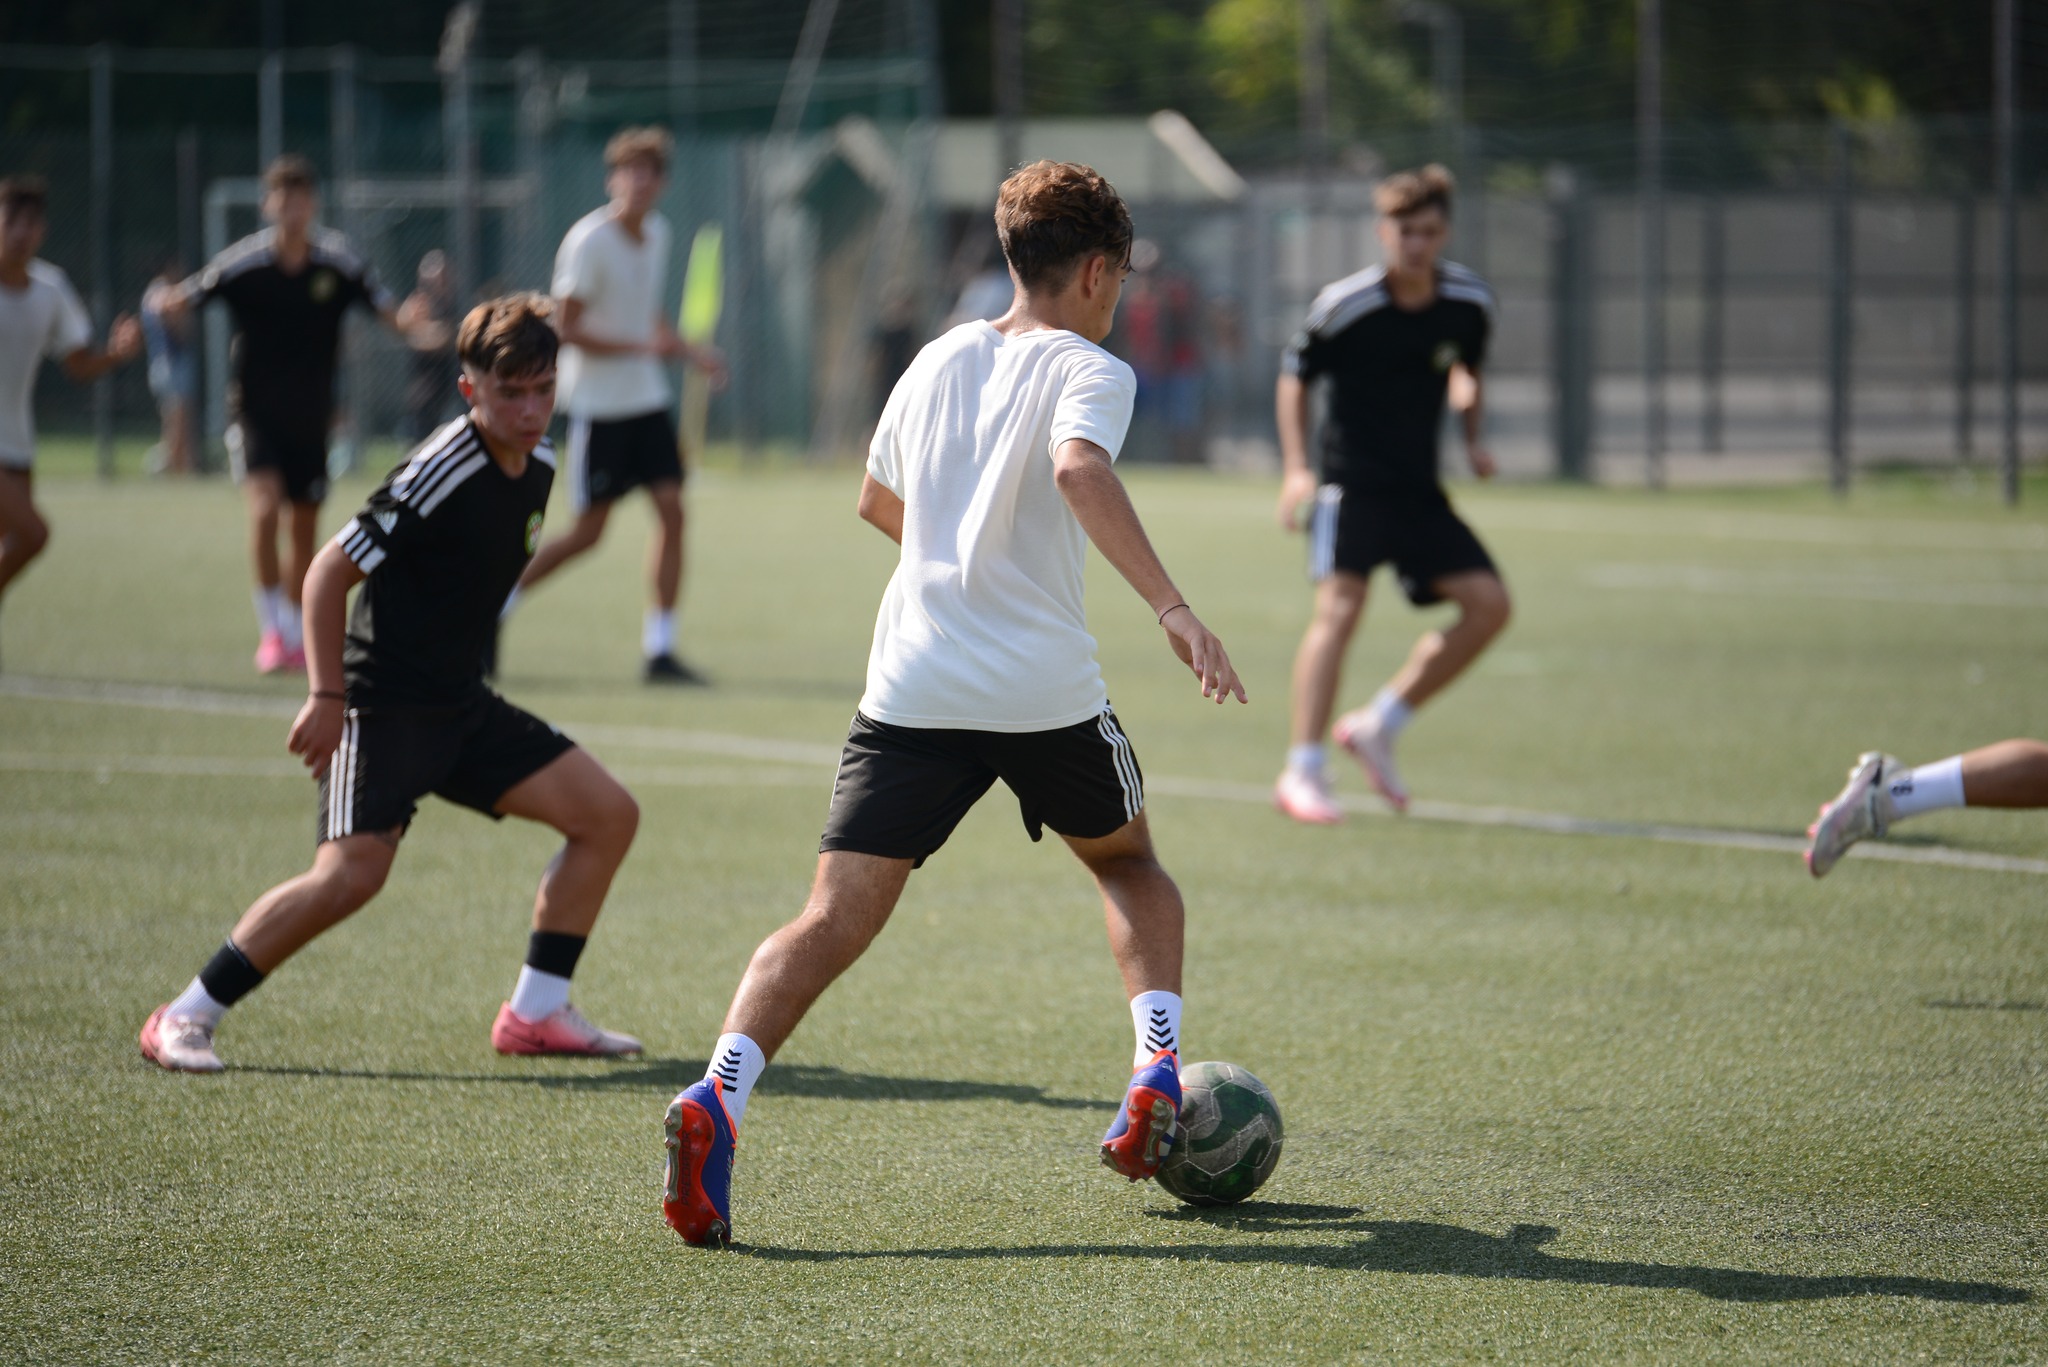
[819,708,1146,868]
[229,417,330,504]
[316,690,576,844]
[1307,483,1497,606]
[564,409,684,512]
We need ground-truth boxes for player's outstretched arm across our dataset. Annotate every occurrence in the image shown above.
[59,316,143,384]
[1452,363,1494,479]
[286,543,367,778]
[1051,438,1246,705]
[857,473,903,545]
[1274,373,1316,529]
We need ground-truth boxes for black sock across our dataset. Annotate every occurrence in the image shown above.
[198,940,265,1006]
[525,930,587,979]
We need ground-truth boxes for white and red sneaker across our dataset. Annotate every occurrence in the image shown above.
[139,1004,225,1073]
[253,629,290,675]
[1333,709,1410,813]
[490,1002,642,1057]
[1274,767,1343,825]
[280,641,307,674]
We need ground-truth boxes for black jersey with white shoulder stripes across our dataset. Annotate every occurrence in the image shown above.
[184,226,393,447]
[333,418,554,707]
[1281,261,1494,495]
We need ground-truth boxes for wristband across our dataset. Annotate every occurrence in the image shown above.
[312,690,345,702]
[1156,603,1189,625]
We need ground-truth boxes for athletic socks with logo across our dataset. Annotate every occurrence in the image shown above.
[1129,990,1182,1068]
[167,940,266,1026]
[1889,756,1966,820]
[1366,687,1414,740]
[508,930,587,1023]
[643,608,678,659]
[706,1032,767,1128]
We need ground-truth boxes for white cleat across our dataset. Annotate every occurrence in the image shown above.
[139,1004,225,1073]
[1333,709,1410,813]
[1805,751,1900,878]
[1274,767,1344,825]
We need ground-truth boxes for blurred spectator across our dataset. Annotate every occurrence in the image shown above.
[872,290,919,417]
[140,257,197,475]
[395,249,459,440]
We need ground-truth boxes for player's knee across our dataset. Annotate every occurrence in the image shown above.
[13,514,50,558]
[1314,584,1366,631]
[593,784,640,849]
[319,854,388,911]
[1464,579,1511,635]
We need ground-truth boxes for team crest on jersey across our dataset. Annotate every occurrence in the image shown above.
[310,269,338,303]
[524,511,543,554]
[1431,340,1460,372]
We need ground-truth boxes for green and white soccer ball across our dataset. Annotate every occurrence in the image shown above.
[1155,1060,1283,1206]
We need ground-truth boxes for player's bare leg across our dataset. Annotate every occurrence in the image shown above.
[0,466,50,606]
[1384,569,1511,708]
[518,502,612,592]
[488,746,644,1054]
[228,831,400,972]
[1067,814,1187,1179]
[243,469,295,672]
[720,851,913,1060]
[1808,738,2048,878]
[1277,570,1367,823]
[1958,740,2048,807]
[642,479,703,683]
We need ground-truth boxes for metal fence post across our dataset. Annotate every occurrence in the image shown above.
[330,46,363,474]
[1637,0,1664,489]
[1701,192,1724,453]
[90,45,114,480]
[1549,166,1593,482]
[1994,0,2020,505]
[1826,122,1853,496]
[1955,192,1975,463]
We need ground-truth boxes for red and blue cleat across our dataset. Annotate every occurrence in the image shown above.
[663,1079,736,1246]
[1100,1050,1182,1181]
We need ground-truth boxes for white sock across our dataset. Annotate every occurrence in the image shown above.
[1368,687,1414,740]
[508,966,572,1022]
[1287,743,1326,778]
[643,608,677,659]
[166,977,229,1028]
[499,585,522,621]
[278,601,303,650]
[1129,990,1182,1068]
[1889,756,1966,820]
[253,586,284,635]
[706,1032,767,1129]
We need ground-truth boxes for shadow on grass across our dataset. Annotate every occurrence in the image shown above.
[746,1206,2029,1304]
[231,1057,1101,1110]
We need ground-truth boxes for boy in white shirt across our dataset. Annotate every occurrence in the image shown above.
[660,161,1247,1247]
[0,176,142,655]
[510,126,725,684]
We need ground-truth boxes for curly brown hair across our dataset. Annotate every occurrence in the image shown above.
[1374,163,1455,219]
[604,126,673,175]
[458,292,559,379]
[995,161,1134,291]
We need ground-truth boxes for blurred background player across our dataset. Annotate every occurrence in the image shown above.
[140,255,198,476]
[0,175,142,660]
[139,293,645,1073]
[397,248,461,441]
[507,126,726,686]
[659,162,1246,1248]
[1272,164,1507,825]
[1805,741,2048,877]
[162,154,415,676]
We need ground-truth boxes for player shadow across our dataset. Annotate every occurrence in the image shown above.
[230,1057,1102,1110]
[746,1212,2029,1304]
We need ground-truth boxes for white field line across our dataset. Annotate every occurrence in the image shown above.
[1472,502,2048,553]
[6,674,2046,878]
[1583,562,2048,610]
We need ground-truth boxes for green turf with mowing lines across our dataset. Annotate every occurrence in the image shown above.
[1,445,2043,1363]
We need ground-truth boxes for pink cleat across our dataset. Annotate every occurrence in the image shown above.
[1333,709,1410,813]
[253,630,290,675]
[490,1002,642,1057]
[281,642,307,674]
[139,1004,225,1073]
[1274,767,1344,825]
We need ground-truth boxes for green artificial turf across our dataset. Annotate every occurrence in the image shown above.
[1,443,2043,1363]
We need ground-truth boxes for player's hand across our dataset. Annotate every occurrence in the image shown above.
[690,344,730,392]
[1468,446,1497,481]
[1276,468,1318,531]
[288,695,345,778]
[107,314,144,363]
[1160,605,1247,705]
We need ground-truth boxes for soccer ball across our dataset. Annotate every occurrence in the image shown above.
[1155,1060,1283,1206]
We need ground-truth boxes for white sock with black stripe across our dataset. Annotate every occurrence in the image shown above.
[1129,990,1181,1068]
[705,1032,766,1129]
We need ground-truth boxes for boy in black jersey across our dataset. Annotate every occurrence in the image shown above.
[163,156,417,676]
[1272,165,1510,824]
[140,294,646,1073]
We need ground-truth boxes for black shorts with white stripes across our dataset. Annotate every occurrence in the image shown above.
[819,707,1145,868]
[1307,482,1496,606]
[317,690,575,844]
[564,408,684,513]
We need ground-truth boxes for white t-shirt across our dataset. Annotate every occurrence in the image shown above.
[0,261,93,469]
[551,207,672,420]
[860,322,1137,732]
